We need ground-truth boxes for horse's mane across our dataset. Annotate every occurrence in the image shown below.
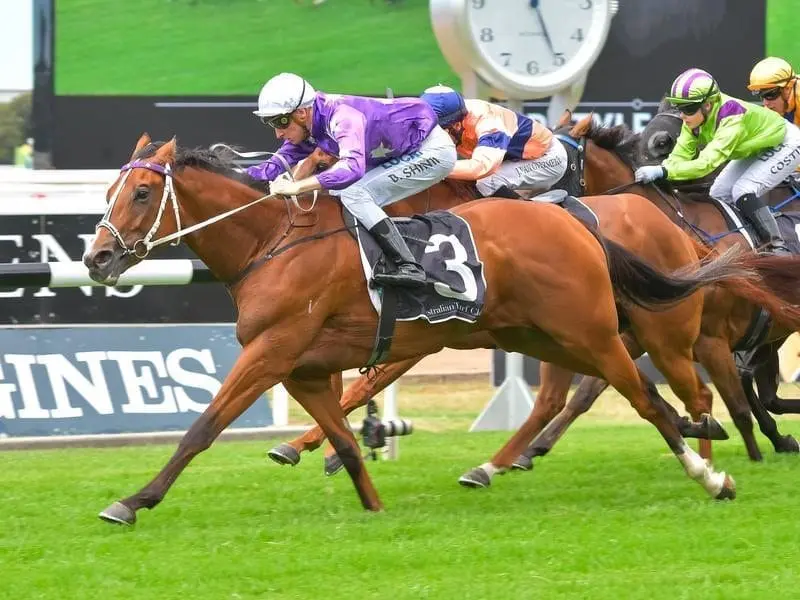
[135,142,270,193]
[577,121,642,170]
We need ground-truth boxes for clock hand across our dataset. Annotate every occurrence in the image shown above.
[532,5,556,58]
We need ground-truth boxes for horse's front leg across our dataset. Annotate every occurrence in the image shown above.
[749,344,800,452]
[98,333,285,526]
[284,374,383,511]
[268,357,423,474]
[757,342,800,416]
[458,361,574,488]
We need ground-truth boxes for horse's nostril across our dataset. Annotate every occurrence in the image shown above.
[92,250,113,269]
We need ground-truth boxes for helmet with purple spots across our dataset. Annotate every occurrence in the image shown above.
[665,68,720,106]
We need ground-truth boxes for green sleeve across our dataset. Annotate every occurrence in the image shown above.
[663,115,745,181]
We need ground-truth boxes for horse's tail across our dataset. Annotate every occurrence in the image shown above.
[716,254,800,330]
[684,238,800,330]
[601,237,757,311]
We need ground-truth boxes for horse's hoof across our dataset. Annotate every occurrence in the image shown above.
[324,454,344,476]
[511,454,533,471]
[776,435,800,454]
[267,443,301,466]
[714,474,736,501]
[98,501,136,526]
[701,413,729,441]
[458,467,491,488]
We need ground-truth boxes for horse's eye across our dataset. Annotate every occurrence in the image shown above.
[135,186,150,201]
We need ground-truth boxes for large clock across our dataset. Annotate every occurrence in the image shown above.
[431,0,619,98]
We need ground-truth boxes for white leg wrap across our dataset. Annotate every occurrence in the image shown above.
[677,446,726,497]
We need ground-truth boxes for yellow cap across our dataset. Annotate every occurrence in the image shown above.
[748,57,796,91]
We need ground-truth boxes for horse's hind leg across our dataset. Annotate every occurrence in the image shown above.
[520,374,610,464]
[525,367,724,461]
[694,334,763,461]
[578,334,735,499]
[284,374,383,511]
[458,361,573,487]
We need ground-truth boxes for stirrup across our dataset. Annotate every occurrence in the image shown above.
[757,241,792,256]
[763,242,792,256]
[371,264,427,289]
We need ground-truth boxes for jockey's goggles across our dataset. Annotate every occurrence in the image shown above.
[674,102,703,115]
[260,113,294,129]
[756,87,783,101]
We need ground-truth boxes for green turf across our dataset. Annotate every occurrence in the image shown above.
[2,421,800,600]
[55,0,458,96]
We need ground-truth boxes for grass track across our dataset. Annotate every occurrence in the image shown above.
[3,411,800,599]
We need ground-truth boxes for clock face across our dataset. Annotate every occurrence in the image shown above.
[467,0,609,85]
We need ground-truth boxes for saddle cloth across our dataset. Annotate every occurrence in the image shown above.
[355,210,487,324]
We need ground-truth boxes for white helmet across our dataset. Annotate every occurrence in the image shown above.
[253,73,316,118]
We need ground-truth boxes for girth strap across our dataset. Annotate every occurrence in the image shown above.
[360,286,398,372]
[733,307,772,353]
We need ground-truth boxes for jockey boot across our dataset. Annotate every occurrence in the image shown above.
[369,218,427,288]
[488,185,524,199]
[735,193,792,256]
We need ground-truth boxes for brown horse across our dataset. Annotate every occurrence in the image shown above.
[504,115,800,477]
[640,103,800,451]
[271,124,800,478]
[85,134,757,524]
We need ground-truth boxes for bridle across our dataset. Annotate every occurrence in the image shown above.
[96,153,298,259]
[96,160,182,259]
[94,151,348,288]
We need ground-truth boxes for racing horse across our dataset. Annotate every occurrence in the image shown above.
[504,115,800,478]
[639,104,800,453]
[271,123,800,478]
[85,133,756,524]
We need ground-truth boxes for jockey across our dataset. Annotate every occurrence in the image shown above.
[419,86,567,199]
[748,57,800,127]
[633,67,800,255]
[247,73,456,289]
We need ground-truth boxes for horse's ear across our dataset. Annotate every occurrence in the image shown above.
[155,136,177,163]
[569,113,594,137]
[658,96,674,114]
[556,109,573,128]
[131,132,151,160]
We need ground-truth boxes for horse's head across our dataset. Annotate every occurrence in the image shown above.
[555,113,641,196]
[84,133,181,284]
[639,98,683,164]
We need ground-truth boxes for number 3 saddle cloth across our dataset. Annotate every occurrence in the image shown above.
[354,210,487,324]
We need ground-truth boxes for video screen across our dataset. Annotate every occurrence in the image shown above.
[54,0,459,96]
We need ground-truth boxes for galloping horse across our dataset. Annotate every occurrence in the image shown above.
[504,115,800,476]
[86,134,752,524]
[271,124,800,479]
[640,102,800,449]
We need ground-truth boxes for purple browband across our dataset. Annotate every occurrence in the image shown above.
[120,159,169,175]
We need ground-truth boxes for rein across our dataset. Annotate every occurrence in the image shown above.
[97,156,356,288]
